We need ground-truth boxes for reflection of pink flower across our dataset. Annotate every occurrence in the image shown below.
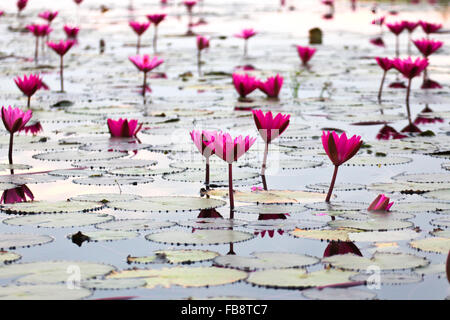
[1,185,34,204]
[197,209,223,218]
[38,11,59,23]
[19,121,43,135]
[370,37,385,47]
[414,115,444,125]
[234,29,257,39]
[376,125,407,140]
[323,241,362,257]
[368,194,394,211]
[421,79,442,89]
[388,81,407,88]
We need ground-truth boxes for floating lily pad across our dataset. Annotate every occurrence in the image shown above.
[107,266,247,288]
[33,150,127,162]
[145,229,254,246]
[328,219,413,231]
[422,189,450,201]
[73,159,157,169]
[348,230,421,242]
[0,233,53,250]
[96,219,175,231]
[340,211,415,221]
[290,228,362,241]
[368,182,450,194]
[344,156,412,166]
[322,252,429,271]
[127,249,220,265]
[0,200,103,214]
[0,251,21,264]
[430,217,450,228]
[3,213,113,228]
[0,261,115,284]
[178,218,248,229]
[109,167,184,177]
[415,263,446,275]
[409,237,450,254]
[305,202,365,211]
[235,204,306,214]
[73,176,154,186]
[247,219,325,231]
[249,159,323,171]
[80,142,152,152]
[0,173,66,185]
[213,252,319,271]
[81,278,147,290]
[246,269,357,289]
[107,196,226,212]
[0,164,32,171]
[442,163,450,171]
[0,183,18,190]
[67,230,139,242]
[302,287,377,300]
[208,189,326,204]
[431,229,450,238]
[350,272,423,285]
[306,183,365,192]
[393,202,450,213]
[0,284,92,300]
[163,169,259,184]
[48,168,107,177]
[393,172,450,184]
[70,193,141,203]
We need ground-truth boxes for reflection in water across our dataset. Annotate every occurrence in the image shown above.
[1,184,34,204]
[197,208,223,218]
[376,124,407,140]
[19,121,43,135]
[323,241,362,257]
[414,104,444,124]
[254,213,288,238]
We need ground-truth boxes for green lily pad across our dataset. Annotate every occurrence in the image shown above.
[0,284,92,300]
[208,189,326,204]
[107,266,247,288]
[33,150,127,162]
[73,176,154,186]
[0,233,53,250]
[328,219,413,231]
[109,167,184,177]
[0,200,104,214]
[348,229,421,242]
[322,252,429,271]
[3,213,113,228]
[302,287,377,300]
[146,229,254,246]
[0,251,21,264]
[81,278,147,290]
[350,272,423,285]
[213,252,319,271]
[0,164,32,171]
[70,193,141,202]
[393,202,450,213]
[73,159,157,169]
[235,204,306,214]
[96,219,175,231]
[67,230,139,242]
[127,249,220,265]
[368,182,450,194]
[178,218,248,229]
[306,183,365,192]
[344,156,412,167]
[430,217,450,228]
[246,269,357,289]
[107,196,226,212]
[410,237,450,254]
[290,228,362,241]
[393,172,450,184]
[163,169,259,184]
[422,189,450,201]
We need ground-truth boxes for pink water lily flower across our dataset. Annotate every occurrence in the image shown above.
[129,55,164,100]
[322,131,363,202]
[146,14,167,53]
[413,38,443,57]
[64,25,80,40]
[213,132,256,212]
[258,74,284,98]
[14,74,48,109]
[375,57,394,103]
[232,73,258,99]
[252,110,290,144]
[419,21,442,34]
[129,21,151,54]
[38,11,58,23]
[47,40,76,92]
[296,45,316,66]
[402,21,419,32]
[17,0,28,15]
[1,185,34,204]
[107,119,143,138]
[190,130,217,188]
[372,16,385,26]
[235,29,257,56]
[368,194,394,211]
[196,35,209,51]
[2,106,33,166]
[386,22,405,35]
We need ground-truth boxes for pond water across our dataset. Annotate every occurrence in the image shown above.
[0,0,448,300]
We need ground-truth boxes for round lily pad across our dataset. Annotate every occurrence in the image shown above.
[96,219,175,231]
[163,170,259,184]
[348,229,421,242]
[302,287,377,300]
[0,251,21,264]
[422,189,450,201]
[107,266,247,288]
[3,213,113,228]
[0,233,54,250]
[33,150,127,162]
[349,272,423,285]
[368,182,450,194]
[127,249,220,265]
[322,252,429,271]
[305,202,365,211]
[328,219,413,231]
[393,172,450,184]
[73,176,154,186]
[48,168,107,177]
[246,269,357,289]
[70,193,141,203]
[431,229,450,238]
[235,204,306,214]
[107,196,226,212]
[0,200,104,214]
[344,156,412,167]
[0,164,32,171]
[248,159,324,171]
[290,228,362,242]
[73,159,157,169]
[393,202,450,213]
[430,217,450,228]
[0,261,115,284]
[213,252,319,271]
[109,167,184,177]
[0,284,92,300]
[306,183,365,192]
[208,189,326,204]
[247,219,325,231]
[178,218,248,229]
[410,237,450,254]
[80,142,152,153]
[145,229,254,246]
[0,173,66,185]
[81,278,147,290]
[339,211,415,221]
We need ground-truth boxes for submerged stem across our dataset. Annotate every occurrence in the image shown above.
[60,55,64,92]
[377,70,387,104]
[205,157,210,189]
[406,78,412,126]
[325,165,339,202]
[8,133,14,166]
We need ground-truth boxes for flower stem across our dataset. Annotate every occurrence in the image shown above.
[261,142,269,176]
[8,133,14,166]
[377,70,386,104]
[27,96,31,110]
[137,35,141,54]
[406,78,412,126]
[325,165,339,202]
[244,39,248,57]
[197,50,202,77]
[153,26,158,54]
[60,55,64,92]
[395,35,399,58]
[228,163,234,213]
[35,37,39,64]
[205,157,210,189]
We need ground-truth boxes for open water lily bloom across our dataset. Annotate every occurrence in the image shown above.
[107,119,142,138]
